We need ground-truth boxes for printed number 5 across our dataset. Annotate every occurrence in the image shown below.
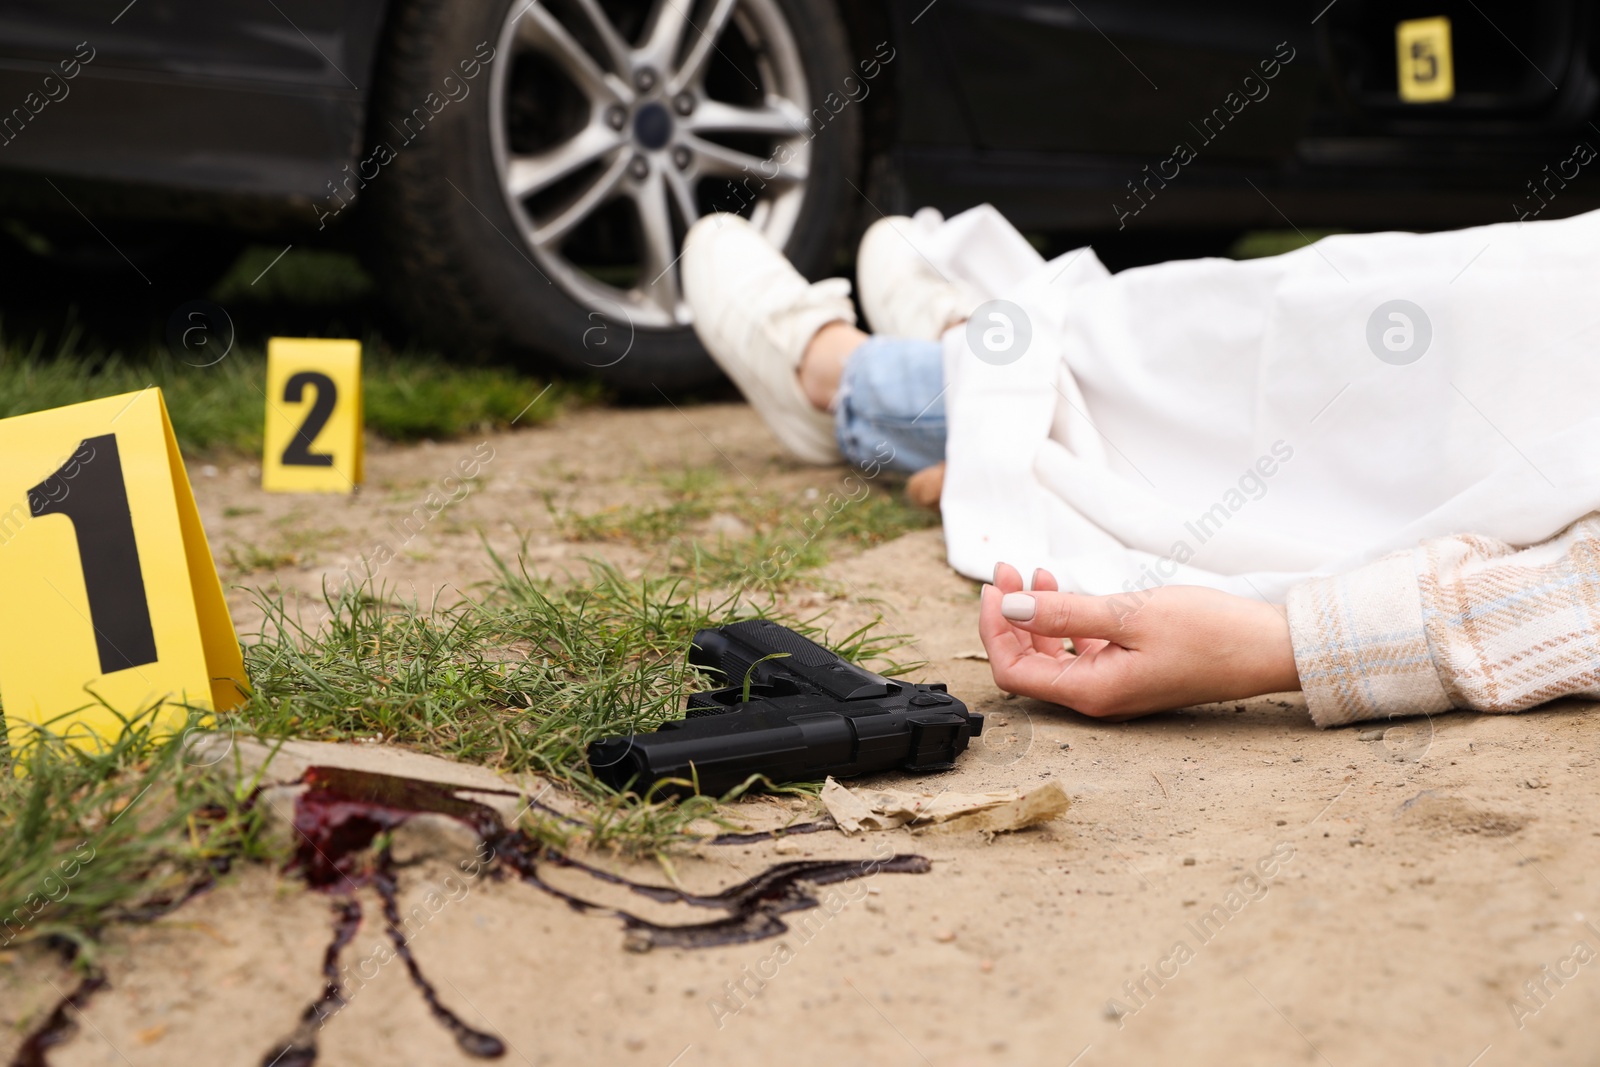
[280,371,337,467]
[1410,41,1438,82]
[27,434,159,675]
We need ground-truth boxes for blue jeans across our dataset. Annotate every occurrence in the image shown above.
[834,336,947,473]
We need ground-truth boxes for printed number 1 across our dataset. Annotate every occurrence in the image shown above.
[280,371,337,467]
[26,434,159,675]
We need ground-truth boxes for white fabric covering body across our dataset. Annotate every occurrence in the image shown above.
[928,205,1600,600]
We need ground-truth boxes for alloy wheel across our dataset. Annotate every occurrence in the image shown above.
[489,0,813,330]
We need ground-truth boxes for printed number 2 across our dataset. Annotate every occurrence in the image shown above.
[26,434,159,675]
[280,371,337,467]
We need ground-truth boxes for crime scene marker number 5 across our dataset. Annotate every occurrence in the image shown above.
[26,433,159,675]
[280,371,337,467]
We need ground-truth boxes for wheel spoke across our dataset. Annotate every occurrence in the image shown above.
[517,2,626,103]
[669,0,738,92]
[530,151,632,246]
[686,98,809,138]
[568,0,632,75]
[662,166,700,229]
[632,171,683,316]
[507,123,625,198]
[643,0,695,69]
[687,134,808,183]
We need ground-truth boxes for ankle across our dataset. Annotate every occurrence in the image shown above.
[797,321,868,411]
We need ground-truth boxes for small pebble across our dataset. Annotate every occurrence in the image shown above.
[1182,856,1196,866]
[1359,729,1385,741]
[1291,756,1303,763]
[624,1036,646,1051]
[1275,819,1287,826]
[979,960,994,973]
[934,930,956,943]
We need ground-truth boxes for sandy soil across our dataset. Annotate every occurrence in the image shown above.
[4,402,1598,1067]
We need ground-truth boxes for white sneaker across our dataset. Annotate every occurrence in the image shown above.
[683,214,853,465]
[856,207,981,340]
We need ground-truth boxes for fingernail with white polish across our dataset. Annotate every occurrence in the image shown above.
[1000,593,1036,621]
[993,563,1002,584]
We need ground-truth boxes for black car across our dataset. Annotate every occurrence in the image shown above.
[1,0,1595,389]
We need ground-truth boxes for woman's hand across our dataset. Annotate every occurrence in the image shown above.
[978,563,1301,719]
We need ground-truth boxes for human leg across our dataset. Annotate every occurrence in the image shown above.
[682,214,855,464]
[797,320,868,412]
[683,213,954,475]
[856,209,982,340]
[832,335,947,473]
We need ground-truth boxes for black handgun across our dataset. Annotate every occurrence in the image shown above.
[586,619,983,796]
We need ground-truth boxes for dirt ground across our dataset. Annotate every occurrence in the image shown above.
[5,402,1599,1067]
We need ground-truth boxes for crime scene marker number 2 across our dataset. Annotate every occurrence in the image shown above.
[280,371,337,467]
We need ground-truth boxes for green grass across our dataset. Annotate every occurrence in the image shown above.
[1229,229,1350,260]
[211,246,376,307]
[0,242,596,454]
[238,552,916,794]
[0,711,274,964]
[0,340,587,455]
[0,243,934,960]
[550,464,938,592]
[0,546,919,957]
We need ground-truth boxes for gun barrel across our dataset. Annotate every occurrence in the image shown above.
[587,690,981,796]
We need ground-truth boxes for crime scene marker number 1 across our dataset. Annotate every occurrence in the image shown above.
[27,434,158,675]
[0,389,246,755]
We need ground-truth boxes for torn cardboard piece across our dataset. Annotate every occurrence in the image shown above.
[821,777,1069,836]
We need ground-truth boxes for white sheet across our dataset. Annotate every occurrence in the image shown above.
[928,204,1600,600]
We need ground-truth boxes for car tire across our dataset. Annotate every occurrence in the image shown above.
[364,0,861,393]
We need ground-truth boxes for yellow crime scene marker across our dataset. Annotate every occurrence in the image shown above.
[1396,16,1454,104]
[0,389,245,754]
[261,337,364,493]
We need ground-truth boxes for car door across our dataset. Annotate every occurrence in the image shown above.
[1318,0,1591,130]
[927,0,1320,160]
[0,0,387,198]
